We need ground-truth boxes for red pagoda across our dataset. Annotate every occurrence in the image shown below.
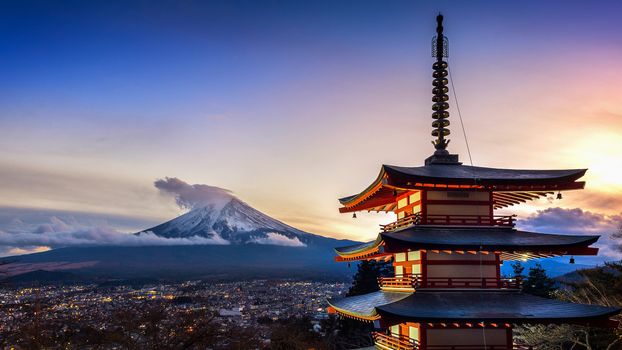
[327,14,620,350]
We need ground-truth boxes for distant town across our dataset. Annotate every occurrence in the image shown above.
[0,280,349,349]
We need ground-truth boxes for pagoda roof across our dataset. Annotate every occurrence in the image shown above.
[327,290,410,320]
[376,291,620,325]
[382,164,586,186]
[328,290,620,325]
[335,227,599,261]
[339,164,586,212]
[382,226,599,252]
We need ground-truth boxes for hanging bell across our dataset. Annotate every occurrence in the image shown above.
[556,192,563,200]
[352,213,357,219]
[569,256,575,264]
[393,189,398,196]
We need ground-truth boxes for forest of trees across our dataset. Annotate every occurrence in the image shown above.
[513,261,622,350]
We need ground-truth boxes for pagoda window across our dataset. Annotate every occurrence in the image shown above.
[397,197,409,209]
[390,324,400,337]
[393,251,422,278]
[407,251,420,260]
[409,192,421,204]
[394,191,422,219]
[409,325,420,342]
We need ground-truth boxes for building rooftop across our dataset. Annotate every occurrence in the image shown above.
[377,291,620,325]
[335,227,599,261]
[381,226,599,252]
[338,163,586,213]
[328,290,620,325]
[327,290,409,320]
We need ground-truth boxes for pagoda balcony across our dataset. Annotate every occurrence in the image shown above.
[373,332,419,350]
[378,274,521,290]
[380,213,515,232]
[377,275,419,290]
[425,346,535,350]
[372,334,535,350]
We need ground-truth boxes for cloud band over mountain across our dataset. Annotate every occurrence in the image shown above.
[0,216,230,256]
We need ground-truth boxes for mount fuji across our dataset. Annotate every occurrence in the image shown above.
[4,195,357,281]
[139,197,330,247]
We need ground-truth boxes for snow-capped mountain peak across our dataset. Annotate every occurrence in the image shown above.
[138,197,316,247]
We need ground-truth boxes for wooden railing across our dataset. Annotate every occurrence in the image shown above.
[373,334,534,350]
[422,277,521,289]
[424,214,515,227]
[373,332,419,350]
[380,213,515,232]
[378,274,521,290]
[426,346,534,350]
[378,275,419,289]
[381,214,422,232]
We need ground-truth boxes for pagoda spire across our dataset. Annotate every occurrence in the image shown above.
[431,13,450,155]
[425,14,459,165]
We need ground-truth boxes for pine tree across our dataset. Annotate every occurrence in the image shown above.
[522,262,556,298]
[511,261,525,280]
[346,260,392,297]
[512,261,525,278]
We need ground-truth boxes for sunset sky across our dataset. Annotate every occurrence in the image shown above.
[1,0,621,260]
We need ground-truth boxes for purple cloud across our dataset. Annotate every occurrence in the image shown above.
[518,207,622,259]
[154,177,235,210]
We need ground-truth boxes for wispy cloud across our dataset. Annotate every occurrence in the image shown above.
[249,232,306,247]
[0,216,229,256]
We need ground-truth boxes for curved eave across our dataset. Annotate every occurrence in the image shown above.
[338,168,389,213]
[338,164,587,213]
[334,235,386,261]
[375,291,621,326]
[327,291,411,321]
[381,227,600,256]
[327,304,380,321]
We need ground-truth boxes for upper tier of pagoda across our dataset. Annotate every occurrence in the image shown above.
[337,13,587,214]
[339,162,587,213]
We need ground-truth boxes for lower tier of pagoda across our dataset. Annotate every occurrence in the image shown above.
[327,290,619,326]
[328,290,619,350]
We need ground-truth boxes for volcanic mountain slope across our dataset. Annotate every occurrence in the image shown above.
[139,197,327,246]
